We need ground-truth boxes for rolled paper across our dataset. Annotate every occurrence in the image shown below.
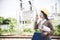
[41,25,51,32]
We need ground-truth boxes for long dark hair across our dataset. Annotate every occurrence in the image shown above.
[41,10,49,20]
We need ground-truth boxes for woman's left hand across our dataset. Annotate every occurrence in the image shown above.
[42,32,49,36]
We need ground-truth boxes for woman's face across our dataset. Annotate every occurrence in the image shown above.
[40,13,44,19]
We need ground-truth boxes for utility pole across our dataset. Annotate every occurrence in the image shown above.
[28,1,32,11]
[20,0,23,10]
[55,3,57,15]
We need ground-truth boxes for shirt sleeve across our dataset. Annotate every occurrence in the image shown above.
[48,22,54,31]
[34,22,38,29]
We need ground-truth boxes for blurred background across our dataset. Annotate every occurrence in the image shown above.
[0,0,60,40]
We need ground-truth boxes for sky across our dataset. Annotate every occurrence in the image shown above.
[0,0,60,18]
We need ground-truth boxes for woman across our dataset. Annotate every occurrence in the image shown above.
[32,10,54,40]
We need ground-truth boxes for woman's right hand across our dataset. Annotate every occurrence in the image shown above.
[35,14,39,22]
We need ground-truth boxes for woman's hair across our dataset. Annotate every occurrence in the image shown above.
[41,10,49,20]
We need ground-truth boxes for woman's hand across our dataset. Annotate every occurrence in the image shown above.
[42,32,49,36]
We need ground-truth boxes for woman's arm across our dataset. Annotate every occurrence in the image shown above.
[34,14,39,29]
[42,21,54,36]
[48,22,54,35]
[48,22,54,31]
[34,22,38,29]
